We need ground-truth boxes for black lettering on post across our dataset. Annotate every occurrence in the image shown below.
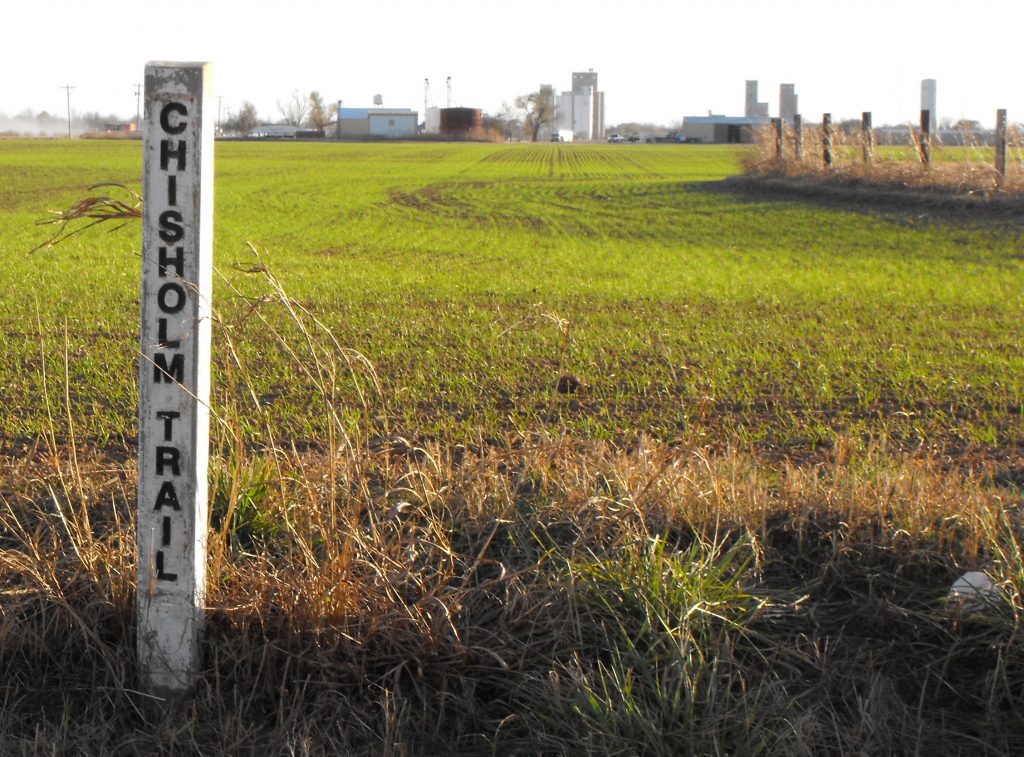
[167,174,177,206]
[156,551,178,582]
[158,210,184,243]
[156,410,181,440]
[157,319,180,349]
[160,139,187,171]
[158,246,184,277]
[153,352,185,383]
[154,480,182,511]
[162,516,172,546]
[157,282,186,314]
[160,102,188,134]
[156,446,181,476]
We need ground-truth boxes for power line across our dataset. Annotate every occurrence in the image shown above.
[60,84,75,138]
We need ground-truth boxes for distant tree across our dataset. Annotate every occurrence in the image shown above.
[306,91,330,132]
[237,101,258,135]
[76,111,116,130]
[483,102,522,141]
[278,90,309,126]
[35,111,62,128]
[954,118,982,132]
[515,86,555,142]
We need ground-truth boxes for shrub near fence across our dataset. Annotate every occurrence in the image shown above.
[748,109,1024,195]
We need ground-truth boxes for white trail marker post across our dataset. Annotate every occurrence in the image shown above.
[136,61,214,697]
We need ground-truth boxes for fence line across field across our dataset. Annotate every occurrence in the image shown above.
[766,109,1019,186]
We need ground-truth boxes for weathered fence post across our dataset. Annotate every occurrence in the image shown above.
[773,117,784,162]
[995,109,1008,184]
[822,113,833,168]
[794,114,803,161]
[862,111,873,166]
[137,61,214,699]
[919,109,932,167]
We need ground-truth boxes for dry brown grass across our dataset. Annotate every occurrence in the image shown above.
[746,122,1024,197]
[3,424,1023,754]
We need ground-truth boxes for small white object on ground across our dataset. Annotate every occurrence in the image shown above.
[947,571,1000,613]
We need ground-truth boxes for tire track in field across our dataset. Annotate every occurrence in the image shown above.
[380,145,691,238]
[382,176,696,240]
[385,181,546,232]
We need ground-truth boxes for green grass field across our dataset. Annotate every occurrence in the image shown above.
[2,138,1024,754]
[2,139,1022,454]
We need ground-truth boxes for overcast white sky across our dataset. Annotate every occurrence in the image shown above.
[3,0,1021,128]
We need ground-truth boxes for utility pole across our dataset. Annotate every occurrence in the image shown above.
[134,83,142,129]
[61,84,75,138]
[217,95,224,132]
[446,76,452,108]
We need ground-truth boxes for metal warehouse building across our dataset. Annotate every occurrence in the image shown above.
[682,115,767,144]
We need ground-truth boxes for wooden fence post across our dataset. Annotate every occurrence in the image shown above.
[862,111,873,166]
[822,113,833,168]
[919,109,931,167]
[773,117,784,162]
[794,114,803,161]
[995,109,1008,184]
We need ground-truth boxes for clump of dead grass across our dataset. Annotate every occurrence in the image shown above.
[745,122,1024,197]
[31,183,142,252]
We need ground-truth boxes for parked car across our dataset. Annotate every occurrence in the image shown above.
[608,133,624,143]
[647,133,687,144]
[550,133,563,142]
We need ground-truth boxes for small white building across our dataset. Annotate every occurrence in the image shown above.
[250,123,302,138]
[369,110,418,138]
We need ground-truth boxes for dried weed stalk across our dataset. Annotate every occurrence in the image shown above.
[32,182,142,252]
